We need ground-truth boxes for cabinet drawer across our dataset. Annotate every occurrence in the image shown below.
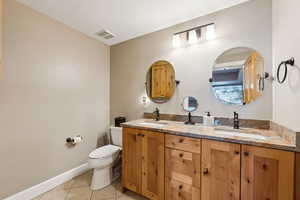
[165,134,201,153]
[165,148,200,188]
[165,177,200,200]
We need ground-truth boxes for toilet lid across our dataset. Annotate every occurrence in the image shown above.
[89,144,122,159]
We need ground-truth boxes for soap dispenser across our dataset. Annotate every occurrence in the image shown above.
[203,112,215,126]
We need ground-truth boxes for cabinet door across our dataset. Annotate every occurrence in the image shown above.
[242,145,295,200]
[165,148,200,188]
[201,139,241,200]
[165,148,200,200]
[122,128,143,193]
[142,131,165,200]
[296,153,300,200]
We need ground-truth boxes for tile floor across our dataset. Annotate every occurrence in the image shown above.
[32,171,147,200]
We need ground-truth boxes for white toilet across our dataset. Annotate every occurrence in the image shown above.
[88,126,122,190]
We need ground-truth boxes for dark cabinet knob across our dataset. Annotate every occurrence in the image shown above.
[244,152,249,156]
[179,185,183,190]
[179,139,184,143]
[203,168,209,175]
[263,164,268,170]
[179,153,183,158]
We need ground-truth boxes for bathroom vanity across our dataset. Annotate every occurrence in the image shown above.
[121,119,299,200]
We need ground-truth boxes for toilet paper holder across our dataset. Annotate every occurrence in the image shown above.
[66,135,83,145]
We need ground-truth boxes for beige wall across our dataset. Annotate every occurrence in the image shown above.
[273,0,300,132]
[110,0,273,123]
[0,0,110,199]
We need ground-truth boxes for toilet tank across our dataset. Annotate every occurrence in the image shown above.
[110,126,122,147]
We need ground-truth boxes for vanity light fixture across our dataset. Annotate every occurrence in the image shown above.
[206,24,216,40]
[188,30,198,44]
[172,34,182,48]
[172,23,215,48]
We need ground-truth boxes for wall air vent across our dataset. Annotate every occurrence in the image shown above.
[96,30,115,40]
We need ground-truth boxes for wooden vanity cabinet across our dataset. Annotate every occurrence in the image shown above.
[123,128,296,200]
[122,128,165,200]
[241,145,295,200]
[201,139,241,200]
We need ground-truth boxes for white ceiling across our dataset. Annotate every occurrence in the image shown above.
[17,0,248,46]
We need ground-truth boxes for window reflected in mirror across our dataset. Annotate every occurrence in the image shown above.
[211,47,264,105]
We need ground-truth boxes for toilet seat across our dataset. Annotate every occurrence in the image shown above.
[89,144,121,159]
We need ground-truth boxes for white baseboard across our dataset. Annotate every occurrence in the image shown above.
[3,163,89,200]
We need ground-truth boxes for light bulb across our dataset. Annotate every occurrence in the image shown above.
[188,30,198,44]
[172,34,181,48]
[206,24,216,40]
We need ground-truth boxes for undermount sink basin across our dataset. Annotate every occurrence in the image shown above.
[214,129,267,140]
[138,121,168,127]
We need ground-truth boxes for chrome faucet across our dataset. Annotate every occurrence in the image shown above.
[153,108,160,121]
[233,112,239,129]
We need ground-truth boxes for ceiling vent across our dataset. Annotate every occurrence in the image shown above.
[96,30,115,40]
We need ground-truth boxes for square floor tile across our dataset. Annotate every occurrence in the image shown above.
[66,186,92,200]
[39,188,69,200]
[71,171,92,188]
[56,179,74,191]
[91,185,116,200]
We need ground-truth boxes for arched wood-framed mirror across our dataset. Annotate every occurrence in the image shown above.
[211,47,265,105]
[146,60,176,103]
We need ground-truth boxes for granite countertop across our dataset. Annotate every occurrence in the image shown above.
[122,119,297,152]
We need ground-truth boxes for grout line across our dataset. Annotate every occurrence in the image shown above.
[70,185,91,189]
[63,187,71,200]
[64,178,77,200]
[64,179,74,200]
[89,191,94,200]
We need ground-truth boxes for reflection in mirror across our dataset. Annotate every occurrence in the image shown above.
[146,60,176,103]
[182,96,198,125]
[182,96,198,112]
[211,47,264,105]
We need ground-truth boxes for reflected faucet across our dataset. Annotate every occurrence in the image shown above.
[233,112,239,129]
[153,108,160,121]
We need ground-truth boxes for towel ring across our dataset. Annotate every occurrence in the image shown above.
[277,57,295,84]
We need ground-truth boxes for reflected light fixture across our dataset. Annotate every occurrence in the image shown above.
[206,24,216,40]
[172,34,182,48]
